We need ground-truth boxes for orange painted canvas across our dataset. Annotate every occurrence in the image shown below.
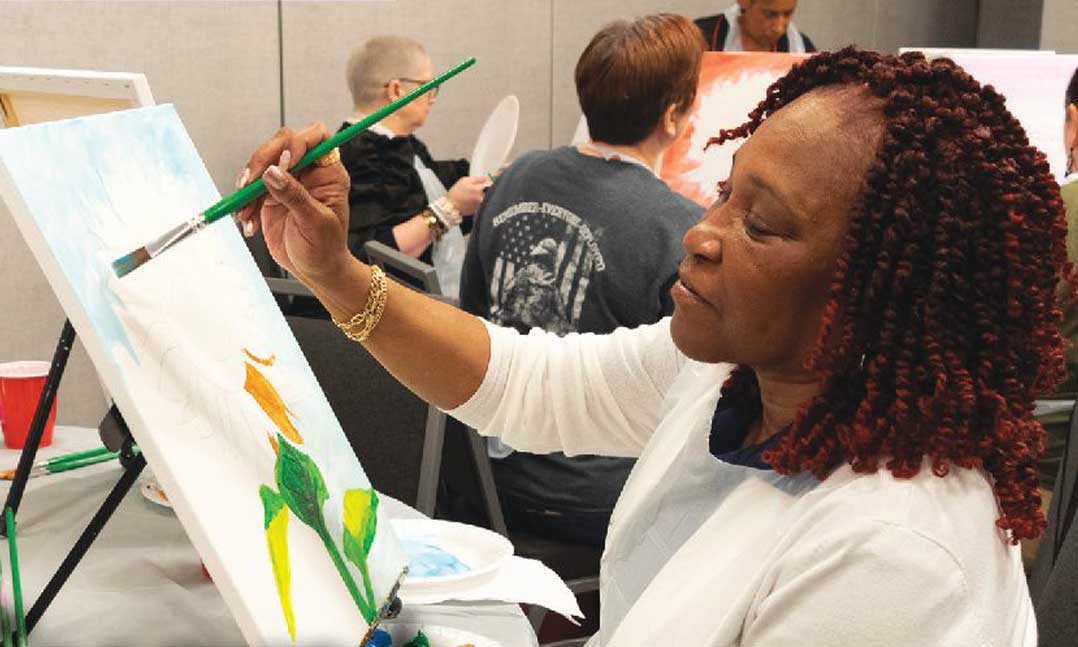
[661,52,807,208]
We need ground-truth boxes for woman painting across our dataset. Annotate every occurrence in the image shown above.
[236,47,1060,644]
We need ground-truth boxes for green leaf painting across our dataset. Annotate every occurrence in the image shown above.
[343,488,380,613]
[246,352,387,641]
[259,485,295,640]
[275,436,330,535]
[268,435,378,628]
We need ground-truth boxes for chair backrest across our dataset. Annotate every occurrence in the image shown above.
[439,419,600,642]
[269,276,459,312]
[1029,400,1078,646]
[439,418,509,536]
[364,240,443,296]
[285,315,444,515]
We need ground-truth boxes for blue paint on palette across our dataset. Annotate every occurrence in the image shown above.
[401,539,471,578]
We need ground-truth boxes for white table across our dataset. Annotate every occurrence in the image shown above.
[0,426,537,646]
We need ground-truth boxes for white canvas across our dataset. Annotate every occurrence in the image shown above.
[0,104,408,646]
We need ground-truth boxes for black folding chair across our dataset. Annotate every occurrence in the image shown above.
[439,420,600,643]
[286,315,445,515]
[364,240,459,305]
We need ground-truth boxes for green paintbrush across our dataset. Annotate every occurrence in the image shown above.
[111,56,477,278]
[0,446,115,480]
[0,448,129,480]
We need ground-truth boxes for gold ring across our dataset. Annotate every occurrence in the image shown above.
[314,147,341,167]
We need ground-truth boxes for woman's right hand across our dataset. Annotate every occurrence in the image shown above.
[447,176,493,217]
[235,123,353,289]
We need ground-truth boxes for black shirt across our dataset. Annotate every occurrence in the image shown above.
[337,125,469,264]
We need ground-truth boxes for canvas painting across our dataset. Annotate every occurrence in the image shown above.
[661,52,807,207]
[0,105,408,646]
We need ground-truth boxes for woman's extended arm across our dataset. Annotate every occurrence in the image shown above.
[234,124,491,409]
[235,124,679,454]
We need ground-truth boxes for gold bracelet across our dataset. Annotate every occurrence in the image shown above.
[332,265,388,343]
[423,209,446,241]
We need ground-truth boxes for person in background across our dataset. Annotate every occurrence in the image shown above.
[458,14,705,547]
[1028,67,1078,567]
[340,35,489,265]
[695,0,816,53]
[1057,68,1078,383]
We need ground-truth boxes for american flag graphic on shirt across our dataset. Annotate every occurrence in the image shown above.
[488,201,607,335]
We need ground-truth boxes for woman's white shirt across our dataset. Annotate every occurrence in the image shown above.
[450,319,1036,646]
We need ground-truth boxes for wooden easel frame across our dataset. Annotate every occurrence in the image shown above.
[0,66,154,128]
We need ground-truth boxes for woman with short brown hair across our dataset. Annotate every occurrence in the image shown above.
[456,13,705,547]
[575,13,704,145]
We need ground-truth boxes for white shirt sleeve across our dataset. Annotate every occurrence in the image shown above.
[742,520,987,647]
[447,318,684,458]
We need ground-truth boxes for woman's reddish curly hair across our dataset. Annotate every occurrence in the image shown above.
[710,46,1071,542]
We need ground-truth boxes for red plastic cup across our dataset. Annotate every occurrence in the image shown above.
[0,361,56,449]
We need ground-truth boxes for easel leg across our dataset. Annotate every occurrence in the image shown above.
[24,433,145,633]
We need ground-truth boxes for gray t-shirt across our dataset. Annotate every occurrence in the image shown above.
[459,146,702,510]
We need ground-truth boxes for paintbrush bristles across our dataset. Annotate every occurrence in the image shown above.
[111,216,205,278]
[111,247,150,278]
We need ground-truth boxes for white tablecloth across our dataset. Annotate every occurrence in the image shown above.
[0,426,538,646]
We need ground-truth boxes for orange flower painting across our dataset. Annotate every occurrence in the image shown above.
[660,53,806,208]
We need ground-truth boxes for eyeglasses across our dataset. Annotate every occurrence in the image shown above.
[384,78,439,99]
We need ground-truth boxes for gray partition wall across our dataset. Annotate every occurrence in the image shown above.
[280,0,553,166]
[1042,0,1078,53]
[0,0,1038,425]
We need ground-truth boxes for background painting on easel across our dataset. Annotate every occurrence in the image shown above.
[661,52,806,208]
[0,105,408,646]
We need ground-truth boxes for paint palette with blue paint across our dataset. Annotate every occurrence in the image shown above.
[401,538,472,578]
[391,519,513,587]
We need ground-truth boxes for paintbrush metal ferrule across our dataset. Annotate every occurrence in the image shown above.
[111,214,208,278]
[144,214,209,257]
[0,467,46,481]
[357,570,406,647]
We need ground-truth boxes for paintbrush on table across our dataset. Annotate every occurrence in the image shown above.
[0,446,128,480]
[111,57,477,278]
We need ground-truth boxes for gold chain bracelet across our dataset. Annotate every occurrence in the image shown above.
[332,265,388,343]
